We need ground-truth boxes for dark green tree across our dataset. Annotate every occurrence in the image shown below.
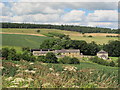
[45,52,58,63]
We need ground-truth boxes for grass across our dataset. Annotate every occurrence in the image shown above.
[2,28,118,44]
[1,34,52,48]
[2,60,118,88]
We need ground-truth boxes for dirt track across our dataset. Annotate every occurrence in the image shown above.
[0,32,46,37]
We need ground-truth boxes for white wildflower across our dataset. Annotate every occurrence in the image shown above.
[13,78,25,83]
[15,64,20,67]
[29,63,34,65]
[10,85,18,88]
[14,82,19,85]
[22,84,29,88]
[49,68,54,71]
[17,70,20,72]
[26,78,34,82]
[29,70,36,73]
[0,66,4,69]
[55,73,60,76]
[24,69,29,73]
[5,77,13,81]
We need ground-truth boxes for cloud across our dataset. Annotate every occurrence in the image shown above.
[62,10,85,22]
[11,3,64,16]
[0,2,118,29]
[87,10,118,22]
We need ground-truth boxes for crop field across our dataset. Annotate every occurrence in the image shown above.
[2,60,118,88]
[1,28,118,44]
[1,34,52,48]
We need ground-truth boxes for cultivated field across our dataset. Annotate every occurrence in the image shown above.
[1,34,52,48]
[2,28,118,44]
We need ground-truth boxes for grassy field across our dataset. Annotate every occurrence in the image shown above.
[2,60,118,88]
[2,28,118,44]
[1,34,52,48]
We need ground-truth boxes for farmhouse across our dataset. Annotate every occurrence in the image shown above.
[31,49,80,57]
[97,50,108,60]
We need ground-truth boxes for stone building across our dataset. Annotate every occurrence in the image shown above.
[97,50,108,60]
[31,49,80,57]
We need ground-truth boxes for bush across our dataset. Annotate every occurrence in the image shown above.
[59,56,80,64]
[45,52,58,63]
[36,30,40,33]
[109,61,115,67]
[89,56,115,67]
[37,56,46,62]
[88,35,93,37]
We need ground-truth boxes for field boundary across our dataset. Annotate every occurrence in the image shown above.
[0,32,46,37]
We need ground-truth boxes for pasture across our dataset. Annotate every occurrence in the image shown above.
[1,34,52,48]
[2,28,118,44]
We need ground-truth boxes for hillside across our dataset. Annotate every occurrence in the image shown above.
[2,34,52,48]
[2,28,118,45]
[1,22,118,33]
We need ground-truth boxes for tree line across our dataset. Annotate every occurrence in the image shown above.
[39,37,120,57]
[1,22,118,33]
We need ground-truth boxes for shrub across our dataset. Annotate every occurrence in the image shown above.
[59,56,80,64]
[36,30,40,33]
[37,56,46,62]
[89,56,115,67]
[45,52,58,63]
[88,35,93,37]
[109,61,115,67]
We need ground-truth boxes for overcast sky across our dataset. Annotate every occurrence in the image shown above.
[0,0,119,29]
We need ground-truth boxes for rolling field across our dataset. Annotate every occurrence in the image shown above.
[2,28,118,44]
[1,34,52,48]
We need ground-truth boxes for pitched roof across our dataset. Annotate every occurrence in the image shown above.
[97,50,108,54]
[55,49,80,53]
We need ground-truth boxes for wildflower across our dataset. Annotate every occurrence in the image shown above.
[14,82,19,85]
[55,73,60,76]
[26,78,34,82]
[29,63,34,65]
[24,69,29,73]
[10,85,18,88]
[22,84,29,88]
[0,66,4,69]
[5,77,13,81]
[49,68,54,71]
[15,64,20,67]
[29,70,36,73]
[42,83,51,88]
[13,78,25,83]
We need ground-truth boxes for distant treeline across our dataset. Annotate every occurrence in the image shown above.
[1,22,119,33]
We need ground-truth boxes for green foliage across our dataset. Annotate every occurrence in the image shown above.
[22,47,30,52]
[2,61,18,77]
[109,61,115,67]
[37,56,46,62]
[89,56,116,67]
[59,56,80,64]
[88,35,93,37]
[103,40,120,57]
[45,52,58,63]
[22,51,36,62]
[36,30,40,33]
[2,22,118,33]
[1,47,9,59]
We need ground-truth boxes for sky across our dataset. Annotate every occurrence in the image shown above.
[0,0,119,29]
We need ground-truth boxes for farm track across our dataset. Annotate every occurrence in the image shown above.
[0,32,46,37]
